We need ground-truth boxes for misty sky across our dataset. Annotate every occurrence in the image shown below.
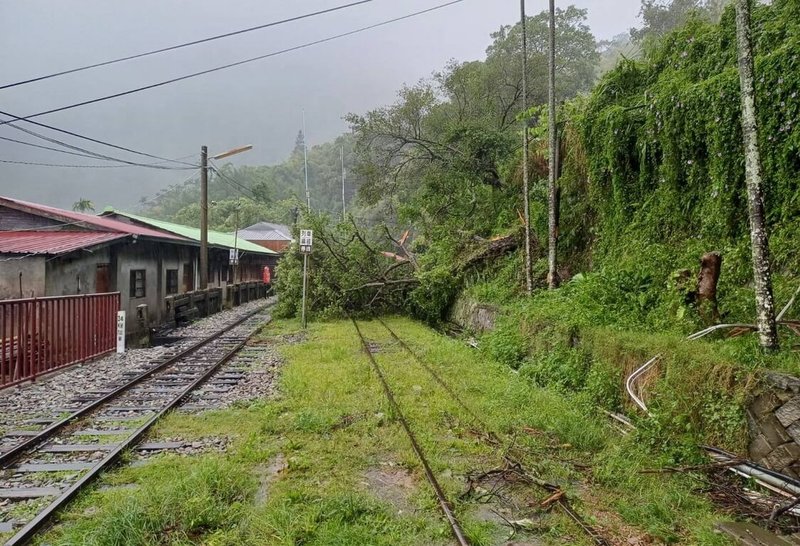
[0,0,640,210]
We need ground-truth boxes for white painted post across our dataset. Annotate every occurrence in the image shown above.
[116,311,126,354]
[299,230,313,329]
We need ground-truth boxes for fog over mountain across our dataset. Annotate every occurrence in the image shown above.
[0,0,639,210]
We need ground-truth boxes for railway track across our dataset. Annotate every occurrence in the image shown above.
[355,316,609,546]
[351,318,471,546]
[0,304,273,545]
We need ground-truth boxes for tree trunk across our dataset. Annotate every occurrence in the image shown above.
[697,252,722,324]
[547,0,559,289]
[734,0,779,350]
[520,0,533,295]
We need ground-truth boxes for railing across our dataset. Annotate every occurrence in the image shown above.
[0,293,120,389]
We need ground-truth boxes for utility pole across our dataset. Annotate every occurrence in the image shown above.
[547,0,559,289]
[341,144,346,220]
[303,110,311,211]
[520,0,533,296]
[200,145,209,290]
[734,0,778,350]
[233,201,240,283]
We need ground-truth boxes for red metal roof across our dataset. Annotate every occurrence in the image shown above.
[0,196,185,241]
[0,231,128,255]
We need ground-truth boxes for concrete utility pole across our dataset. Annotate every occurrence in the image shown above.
[341,144,346,220]
[734,0,778,350]
[547,0,559,290]
[520,0,533,296]
[199,145,209,290]
[199,144,252,291]
[233,201,240,283]
[303,110,311,211]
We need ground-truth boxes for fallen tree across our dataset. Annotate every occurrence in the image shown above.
[274,213,523,321]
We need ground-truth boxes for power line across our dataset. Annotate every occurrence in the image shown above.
[0,134,197,168]
[0,135,111,161]
[0,0,376,91]
[0,158,165,168]
[0,112,198,168]
[0,0,468,127]
[209,163,259,200]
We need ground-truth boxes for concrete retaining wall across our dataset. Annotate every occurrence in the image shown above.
[448,295,498,333]
[747,372,800,477]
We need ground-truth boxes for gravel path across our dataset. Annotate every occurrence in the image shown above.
[0,299,272,441]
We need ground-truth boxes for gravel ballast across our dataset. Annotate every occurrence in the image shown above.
[0,300,272,441]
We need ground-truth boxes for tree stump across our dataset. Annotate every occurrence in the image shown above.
[697,252,722,324]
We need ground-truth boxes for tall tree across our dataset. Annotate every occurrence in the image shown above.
[520,0,533,295]
[630,0,713,43]
[734,0,778,350]
[72,198,94,213]
[547,0,559,289]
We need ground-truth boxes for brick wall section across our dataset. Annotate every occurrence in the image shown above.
[748,372,800,477]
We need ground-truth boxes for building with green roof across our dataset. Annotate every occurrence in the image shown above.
[101,207,279,288]
[100,208,278,256]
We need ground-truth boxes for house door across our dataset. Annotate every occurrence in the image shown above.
[183,262,194,292]
[96,264,110,293]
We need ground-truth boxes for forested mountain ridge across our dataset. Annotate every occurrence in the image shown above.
[138,133,358,231]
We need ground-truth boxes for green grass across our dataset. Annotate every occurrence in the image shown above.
[38,317,734,545]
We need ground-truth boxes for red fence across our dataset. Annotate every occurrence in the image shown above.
[0,293,120,389]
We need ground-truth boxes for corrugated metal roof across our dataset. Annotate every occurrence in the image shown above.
[0,231,127,255]
[0,196,185,241]
[238,228,292,242]
[101,210,278,255]
[239,222,292,241]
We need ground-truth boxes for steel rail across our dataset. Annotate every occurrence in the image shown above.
[0,305,267,469]
[4,311,271,546]
[374,318,610,546]
[350,318,470,546]
[374,317,493,435]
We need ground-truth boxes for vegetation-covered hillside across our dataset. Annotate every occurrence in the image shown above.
[277,0,798,329]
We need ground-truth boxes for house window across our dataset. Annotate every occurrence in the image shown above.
[166,269,178,295]
[130,269,146,298]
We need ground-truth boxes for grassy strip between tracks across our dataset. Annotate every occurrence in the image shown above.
[39,317,731,545]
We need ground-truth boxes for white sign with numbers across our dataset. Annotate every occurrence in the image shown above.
[116,311,126,354]
[300,229,313,253]
[229,248,239,265]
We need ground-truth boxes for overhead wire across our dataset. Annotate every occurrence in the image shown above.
[0,135,114,161]
[209,162,259,200]
[0,135,198,170]
[0,0,468,127]
[0,111,198,167]
[0,0,376,91]
[0,158,167,168]
[0,114,198,169]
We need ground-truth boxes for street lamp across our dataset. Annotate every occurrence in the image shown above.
[199,144,253,290]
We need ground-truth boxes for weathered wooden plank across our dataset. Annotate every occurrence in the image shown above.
[23,418,55,425]
[72,429,132,436]
[4,430,43,437]
[42,444,116,452]
[16,462,94,472]
[0,487,61,499]
[137,442,183,451]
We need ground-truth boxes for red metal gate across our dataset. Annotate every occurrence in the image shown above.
[0,293,120,389]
